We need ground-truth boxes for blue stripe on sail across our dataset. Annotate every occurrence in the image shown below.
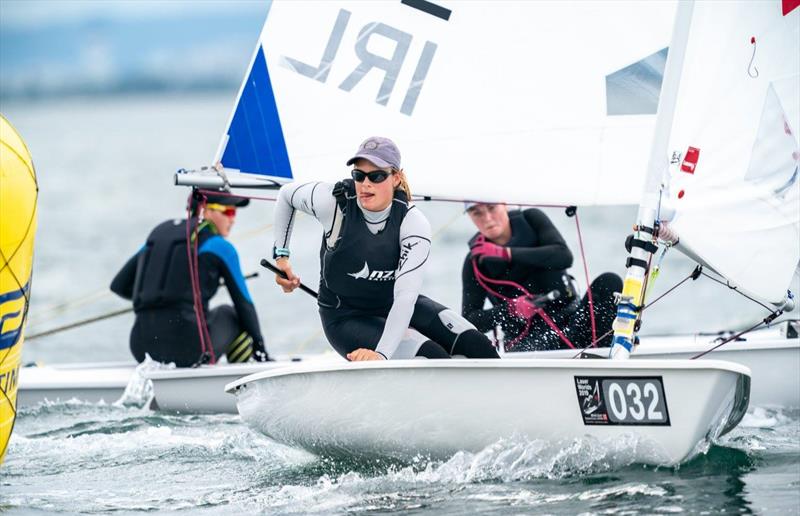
[0,310,22,350]
[0,281,30,351]
[221,46,292,179]
[0,285,26,305]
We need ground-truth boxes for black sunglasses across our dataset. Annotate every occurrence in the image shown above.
[351,168,393,184]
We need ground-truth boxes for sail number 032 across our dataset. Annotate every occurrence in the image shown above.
[574,376,671,426]
[606,380,666,423]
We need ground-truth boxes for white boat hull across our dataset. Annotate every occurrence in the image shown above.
[145,354,341,413]
[17,354,342,412]
[514,324,799,408]
[18,362,135,406]
[226,359,750,465]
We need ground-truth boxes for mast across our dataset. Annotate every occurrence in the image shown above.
[609,0,695,360]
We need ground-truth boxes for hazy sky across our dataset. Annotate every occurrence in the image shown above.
[0,0,266,28]
[0,0,269,98]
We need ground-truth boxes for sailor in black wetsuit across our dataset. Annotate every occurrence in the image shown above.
[110,193,269,366]
[462,202,622,351]
[272,136,499,361]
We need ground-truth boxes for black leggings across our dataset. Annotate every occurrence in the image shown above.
[320,295,500,360]
[130,305,254,366]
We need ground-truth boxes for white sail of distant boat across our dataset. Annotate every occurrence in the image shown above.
[606,0,799,357]
[205,0,678,206]
[660,0,800,306]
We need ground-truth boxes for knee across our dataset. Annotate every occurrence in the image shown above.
[216,304,238,320]
[454,329,500,359]
[437,308,477,335]
[416,341,451,359]
[592,273,623,295]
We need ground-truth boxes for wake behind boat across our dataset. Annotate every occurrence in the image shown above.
[226,358,750,465]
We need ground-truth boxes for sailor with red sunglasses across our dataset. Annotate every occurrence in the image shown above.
[271,136,499,361]
[111,193,269,366]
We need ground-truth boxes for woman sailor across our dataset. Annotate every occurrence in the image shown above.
[272,136,499,361]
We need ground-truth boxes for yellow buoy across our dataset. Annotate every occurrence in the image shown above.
[0,114,38,465]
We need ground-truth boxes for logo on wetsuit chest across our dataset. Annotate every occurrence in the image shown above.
[347,262,396,281]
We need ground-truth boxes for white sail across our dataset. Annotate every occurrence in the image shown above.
[664,0,800,304]
[214,0,677,206]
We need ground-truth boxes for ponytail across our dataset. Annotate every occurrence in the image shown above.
[395,169,412,201]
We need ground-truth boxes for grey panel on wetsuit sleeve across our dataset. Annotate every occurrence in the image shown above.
[273,181,337,250]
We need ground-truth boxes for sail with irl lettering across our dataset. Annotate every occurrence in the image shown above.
[201,0,677,206]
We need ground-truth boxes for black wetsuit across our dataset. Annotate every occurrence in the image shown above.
[110,219,265,366]
[462,208,621,351]
[274,179,499,360]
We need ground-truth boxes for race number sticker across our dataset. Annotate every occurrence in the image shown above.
[574,376,671,426]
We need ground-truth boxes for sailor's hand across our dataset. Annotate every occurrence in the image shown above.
[275,257,300,293]
[252,341,271,362]
[657,221,680,245]
[507,295,537,320]
[346,348,386,361]
[470,240,511,263]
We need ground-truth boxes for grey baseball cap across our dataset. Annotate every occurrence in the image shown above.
[346,136,401,170]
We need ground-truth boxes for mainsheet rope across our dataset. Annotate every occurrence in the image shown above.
[186,192,216,364]
[471,255,576,350]
[573,211,598,344]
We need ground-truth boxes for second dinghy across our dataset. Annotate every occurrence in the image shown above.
[226,359,750,465]
[146,353,341,413]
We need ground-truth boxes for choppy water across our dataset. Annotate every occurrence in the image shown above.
[1,94,798,513]
[3,401,799,514]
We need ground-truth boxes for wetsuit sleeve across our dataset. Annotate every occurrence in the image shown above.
[374,207,432,359]
[109,251,140,300]
[273,181,337,251]
[509,209,573,269]
[199,238,264,345]
[461,254,504,332]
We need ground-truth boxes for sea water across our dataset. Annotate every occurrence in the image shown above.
[1,93,798,514]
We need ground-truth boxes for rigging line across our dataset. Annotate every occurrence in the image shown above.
[231,223,274,242]
[291,328,324,354]
[691,310,782,360]
[26,308,133,340]
[28,290,113,326]
[28,273,259,341]
[747,36,759,78]
[197,188,278,203]
[470,258,575,350]
[431,209,463,239]
[699,270,773,312]
[415,196,570,210]
[570,267,700,358]
[573,211,597,345]
[186,195,214,363]
[31,224,274,325]
[640,266,701,312]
